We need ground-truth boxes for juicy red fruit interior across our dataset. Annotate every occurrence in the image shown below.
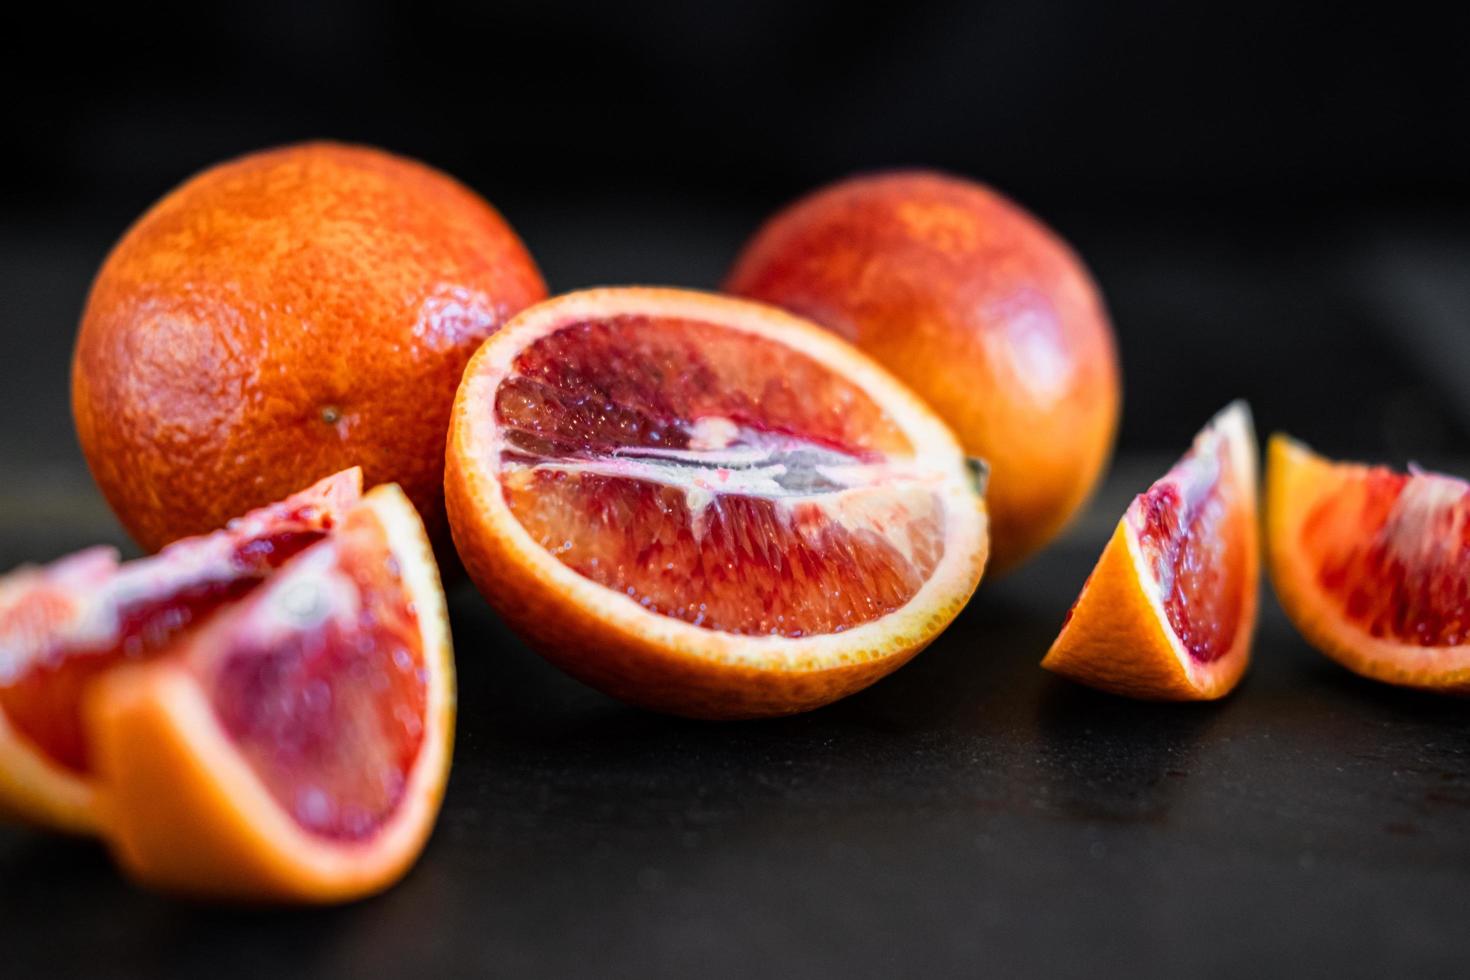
[1132,441,1247,663]
[1306,467,1470,646]
[0,522,333,774]
[203,510,427,841]
[493,314,946,637]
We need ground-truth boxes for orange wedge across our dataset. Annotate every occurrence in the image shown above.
[88,484,454,902]
[1267,435,1470,693]
[1042,402,1260,699]
[446,287,989,718]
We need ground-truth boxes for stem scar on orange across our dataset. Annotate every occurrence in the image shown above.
[1042,402,1260,700]
[1267,435,1470,694]
[445,287,990,719]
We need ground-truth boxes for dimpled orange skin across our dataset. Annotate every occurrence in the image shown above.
[72,141,547,554]
[726,171,1121,573]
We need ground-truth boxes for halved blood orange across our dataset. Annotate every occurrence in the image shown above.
[88,484,453,902]
[445,287,989,718]
[1267,435,1470,693]
[0,469,362,834]
[1041,402,1259,700]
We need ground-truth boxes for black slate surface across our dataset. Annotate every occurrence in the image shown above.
[4,207,1470,978]
[2,458,1468,979]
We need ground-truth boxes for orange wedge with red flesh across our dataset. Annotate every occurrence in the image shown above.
[0,469,363,834]
[1267,435,1470,693]
[1042,402,1260,699]
[445,287,989,719]
[89,483,453,902]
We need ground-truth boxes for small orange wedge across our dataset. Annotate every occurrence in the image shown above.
[87,484,454,902]
[1042,402,1260,699]
[446,287,989,719]
[1267,435,1470,693]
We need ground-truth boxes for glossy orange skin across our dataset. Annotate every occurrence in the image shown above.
[726,171,1120,572]
[73,142,547,554]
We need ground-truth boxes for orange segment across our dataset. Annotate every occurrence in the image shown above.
[0,469,362,833]
[447,287,988,719]
[1266,435,1470,692]
[1041,402,1260,700]
[88,484,453,902]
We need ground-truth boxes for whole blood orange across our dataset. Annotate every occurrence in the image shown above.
[445,287,989,718]
[0,469,362,833]
[725,170,1120,573]
[72,141,546,555]
[89,484,453,902]
[1267,435,1470,693]
[1041,402,1259,700]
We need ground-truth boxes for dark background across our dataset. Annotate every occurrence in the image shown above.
[3,3,1470,978]
[5,0,1470,467]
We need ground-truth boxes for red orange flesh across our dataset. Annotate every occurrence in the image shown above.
[199,509,428,842]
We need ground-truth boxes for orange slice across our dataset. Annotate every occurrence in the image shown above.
[1042,402,1259,699]
[0,469,362,833]
[87,484,453,902]
[445,287,989,718]
[1267,435,1470,693]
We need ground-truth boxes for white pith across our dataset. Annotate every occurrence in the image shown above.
[231,544,362,648]
[504,414,950,566]
[1377,474,1470,577]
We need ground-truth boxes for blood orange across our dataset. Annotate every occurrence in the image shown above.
[1041,403,1259,700]
[0,469,362,833]
[88,484,453,902]
[445,287,989,718]
[72,142,546,558]
[1267,435,1470,693]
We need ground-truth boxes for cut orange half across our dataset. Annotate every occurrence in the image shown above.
[1267,435,1470,693]
[0,469,362,834]
[445,287,989,719]
[88,484,454,902]
[1042,402,1259,699]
